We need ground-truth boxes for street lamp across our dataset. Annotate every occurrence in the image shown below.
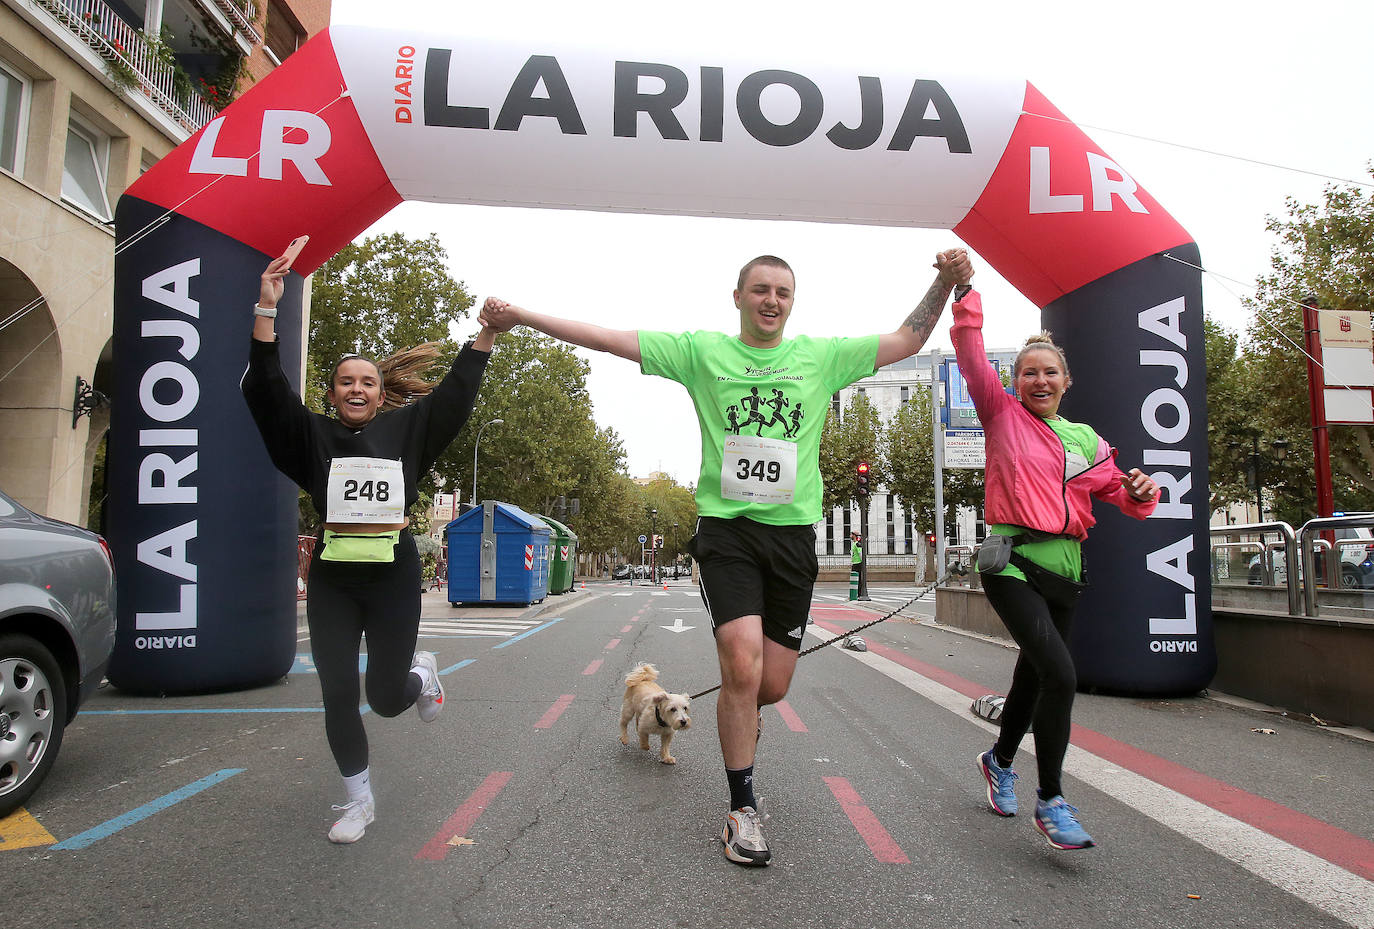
[1228,434,1290,520]
[470,418,504,506]
[649,508,658,582]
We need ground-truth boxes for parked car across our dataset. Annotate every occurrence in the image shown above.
[1247,526,1374,588]
[612,564,632,580]
[0,487,116,815]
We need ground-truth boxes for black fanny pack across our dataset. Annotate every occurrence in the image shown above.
[977,528,1087,608]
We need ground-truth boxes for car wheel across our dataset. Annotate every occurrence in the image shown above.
[0,633,68,817]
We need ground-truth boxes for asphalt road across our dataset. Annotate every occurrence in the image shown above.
[4,579,1372,929]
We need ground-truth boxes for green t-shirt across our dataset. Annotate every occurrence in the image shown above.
[639,330,879,526]
[987,416,1099,583]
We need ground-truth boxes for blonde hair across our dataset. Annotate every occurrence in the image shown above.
[1014,331,1070,379]
[331,341,447,410]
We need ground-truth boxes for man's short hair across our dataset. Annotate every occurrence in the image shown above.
[737,255,794,291]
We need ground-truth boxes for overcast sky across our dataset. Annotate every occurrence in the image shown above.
[329,0,1374,486]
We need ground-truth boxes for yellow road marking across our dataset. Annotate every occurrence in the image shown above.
[0,809,57,850]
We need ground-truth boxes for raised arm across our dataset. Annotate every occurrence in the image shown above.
[875,248,971,368]
[253,255,290,342]
[480,298,641,363]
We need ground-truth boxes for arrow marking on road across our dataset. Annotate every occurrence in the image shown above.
[661,616,696,633]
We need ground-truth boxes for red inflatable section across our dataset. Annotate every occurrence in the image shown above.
[955,83,1192,309]
[124,31,400,274]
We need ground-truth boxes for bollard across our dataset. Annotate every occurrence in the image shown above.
[849,569,859,601]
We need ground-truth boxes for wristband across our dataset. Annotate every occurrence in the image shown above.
[953,284,972,301]
[253,304,277,318]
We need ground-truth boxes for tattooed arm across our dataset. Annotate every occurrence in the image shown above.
[875,249,972,367]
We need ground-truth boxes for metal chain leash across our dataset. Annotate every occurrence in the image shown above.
[689,571,954,700]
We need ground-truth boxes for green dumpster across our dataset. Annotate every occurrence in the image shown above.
[538,515,579,594]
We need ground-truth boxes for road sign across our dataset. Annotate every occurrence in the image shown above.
[943,428,986,469]
[638,534,647,544]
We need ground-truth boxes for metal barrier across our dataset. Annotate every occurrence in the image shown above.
[1209,515,1374,617]
[943,545,978,588]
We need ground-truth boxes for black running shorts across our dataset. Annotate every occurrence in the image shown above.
[689,516,818,651]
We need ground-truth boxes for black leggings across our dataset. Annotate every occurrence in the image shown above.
[981,571,1078,799]
[306,533,423,777]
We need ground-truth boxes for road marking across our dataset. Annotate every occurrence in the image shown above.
[583,659,603,675]
[85,707,326,715]
[419,619,547,639]
[613,592,633,597]
[809,619,1374,928]
[416,772,512,861]
[492,617,566,649]
[51,769,243,850]
[605,638,621,650]
[440,658,476,675]
[620,624,632,633]
[535,695,575,729]
[0,809,57,851]
[774,700,808,733]
[824,776,909,864]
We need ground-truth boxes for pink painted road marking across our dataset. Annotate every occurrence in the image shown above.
[605,638,621,650]
[813,619,1374,882]
[774,700,808,733]
[620,624,632,633]
[416,771,512,861]
[824,776,909,863]
[535,694,575,729]
[583,659,603,675]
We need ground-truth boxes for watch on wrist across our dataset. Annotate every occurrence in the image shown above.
[253,304,277,318]
[953,284,972,300]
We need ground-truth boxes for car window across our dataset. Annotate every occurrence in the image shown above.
[0,492,15,518]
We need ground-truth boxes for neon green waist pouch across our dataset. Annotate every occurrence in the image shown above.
[320,529,400,563]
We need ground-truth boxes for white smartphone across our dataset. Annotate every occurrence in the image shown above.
[279,235,309,271]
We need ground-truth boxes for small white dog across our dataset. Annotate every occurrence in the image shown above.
[619,663,692,764]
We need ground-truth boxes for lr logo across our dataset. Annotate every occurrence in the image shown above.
[188,111,334,186]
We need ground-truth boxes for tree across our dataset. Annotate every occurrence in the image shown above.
[305,232,474,412]
[1241,170,1374,520]
[818,393,885,514]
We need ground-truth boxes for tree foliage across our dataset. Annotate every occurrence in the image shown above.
[818,393,885,514]
[1210,170,1374,523]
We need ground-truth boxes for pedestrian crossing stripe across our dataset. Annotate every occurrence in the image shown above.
[418,618,546,639]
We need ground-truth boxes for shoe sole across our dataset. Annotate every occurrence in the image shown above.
[720,825,771,866]
[977,753,1016,817]
[1034,817,1095,850]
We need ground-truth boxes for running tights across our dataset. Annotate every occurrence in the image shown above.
[306,534,423,777]
[980,571,1078,799]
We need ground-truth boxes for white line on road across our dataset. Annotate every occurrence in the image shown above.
[804,625,1374,929]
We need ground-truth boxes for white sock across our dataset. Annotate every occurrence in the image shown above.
[411,664,433,691]
[343,768,372,804]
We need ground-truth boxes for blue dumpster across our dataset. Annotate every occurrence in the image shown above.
[445,500,551,605]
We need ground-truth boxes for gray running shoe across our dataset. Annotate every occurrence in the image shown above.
[413,651,444,722]
[721,805,771,866]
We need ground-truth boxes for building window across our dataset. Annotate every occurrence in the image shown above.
[900,385,909,405]
[886,495,896,554]
[0,59,28,176]
[824,512,835,555]
[265,1,306,64]
[831,392,840,417]
[903,505,913,552]
[61,116,111,220]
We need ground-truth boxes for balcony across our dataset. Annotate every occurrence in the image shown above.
[34,0,223,133]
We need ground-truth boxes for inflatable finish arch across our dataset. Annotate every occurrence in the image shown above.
[108,26,1211,694]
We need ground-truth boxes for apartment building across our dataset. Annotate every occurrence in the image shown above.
[0,0,328,526]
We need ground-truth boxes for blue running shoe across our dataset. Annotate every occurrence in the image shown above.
[1034,796,1095,849]
[978,750,1018,816]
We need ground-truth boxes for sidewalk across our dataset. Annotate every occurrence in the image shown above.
[295,579,602,630]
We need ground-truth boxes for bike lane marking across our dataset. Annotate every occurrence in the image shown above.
[51,769,244,850]
[492,617,566,649]
[810,619,1374,929]
[823,776,909,864]
[535,695,576,729]
[773,700,809,733]
[416,772,513,861]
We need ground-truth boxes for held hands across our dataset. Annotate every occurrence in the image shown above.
[478,297,523,333]
[260,257,289,308]
[1122,468,1158,503]
[934,248,973,288]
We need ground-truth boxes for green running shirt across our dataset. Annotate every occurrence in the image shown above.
[639,330,879,526]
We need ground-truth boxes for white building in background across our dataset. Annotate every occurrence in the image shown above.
[817,346,1017,561]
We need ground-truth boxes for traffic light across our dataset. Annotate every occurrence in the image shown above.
[925,533,936,548]
[856,461,870,497]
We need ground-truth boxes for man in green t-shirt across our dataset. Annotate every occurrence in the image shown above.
[480,249,970,867]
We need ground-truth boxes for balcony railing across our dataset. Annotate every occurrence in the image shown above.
[36,0,219,133]
[210,0,261,43]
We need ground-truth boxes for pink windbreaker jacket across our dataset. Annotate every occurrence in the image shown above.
[950,290,1156,541]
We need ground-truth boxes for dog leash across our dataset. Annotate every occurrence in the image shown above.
[688,570,954,700]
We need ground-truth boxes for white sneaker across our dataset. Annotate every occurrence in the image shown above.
[328,798,375,844]
[721,803,771,866]
[413,651,444,722]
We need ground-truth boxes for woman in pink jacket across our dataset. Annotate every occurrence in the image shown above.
[946,254,1158,850]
